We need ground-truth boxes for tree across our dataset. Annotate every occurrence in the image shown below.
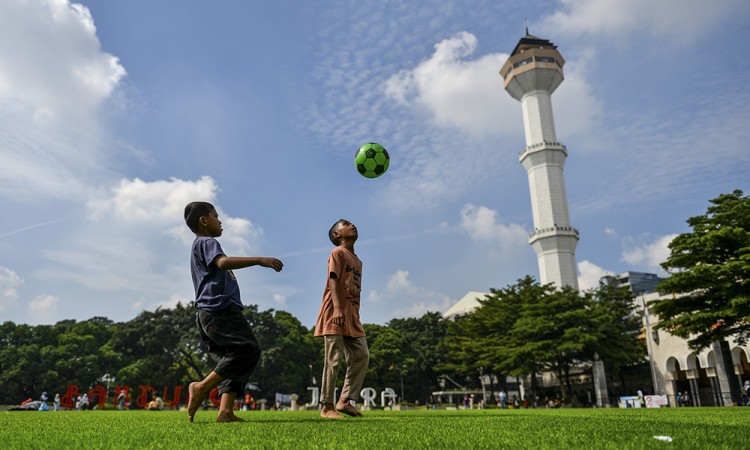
[387,312,448,403]
[439,286,522,397]
[244,307,320,400]
[588,284,644,369]
[363,324,405,392]
[511,284,598,400]
[488,277,549,389]
[51,318,114,391]
[652,190,750,350]
[440,277,617,403]
[588,283,647,393]
[109,306,197,388]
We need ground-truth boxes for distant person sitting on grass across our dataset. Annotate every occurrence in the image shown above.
[183,201,284,423]
[147,393,164,410]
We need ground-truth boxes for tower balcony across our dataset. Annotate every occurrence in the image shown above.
[529,225,580,241]
[501,46,565,100]
[520,140,567,157]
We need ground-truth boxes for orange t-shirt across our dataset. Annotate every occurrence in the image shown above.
[314,246,365,337]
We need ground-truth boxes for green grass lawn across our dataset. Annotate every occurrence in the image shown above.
[1,407,747,449]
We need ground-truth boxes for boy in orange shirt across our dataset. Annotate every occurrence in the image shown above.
[314,219,369,419]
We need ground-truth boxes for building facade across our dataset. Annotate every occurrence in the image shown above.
[639,291,750,406]
[603,271,667,296]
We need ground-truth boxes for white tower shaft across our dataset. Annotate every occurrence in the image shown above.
[501,35,579,289]
[521,91,557,144]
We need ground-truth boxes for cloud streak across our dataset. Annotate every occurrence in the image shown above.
[0,217,70,239]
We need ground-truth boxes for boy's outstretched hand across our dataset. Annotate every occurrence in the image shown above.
[262,258,284,272]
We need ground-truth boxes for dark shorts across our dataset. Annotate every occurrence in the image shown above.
[196,305,261,397]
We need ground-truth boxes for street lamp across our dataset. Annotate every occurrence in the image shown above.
[641,295,659,394]
[478,367,486,403]
[400,364,405,404]
[100,373,115,404]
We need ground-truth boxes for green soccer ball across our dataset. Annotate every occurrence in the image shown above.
[355,143,390,178]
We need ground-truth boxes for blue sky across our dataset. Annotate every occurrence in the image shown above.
[1,0,749,327]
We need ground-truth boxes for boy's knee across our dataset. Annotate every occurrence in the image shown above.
[354,349,369,365]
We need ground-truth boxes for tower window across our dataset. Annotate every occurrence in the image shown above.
[534,56,556,64]
[513,57,533,69]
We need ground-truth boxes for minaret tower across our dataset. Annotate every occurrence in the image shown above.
[500,32,579,289]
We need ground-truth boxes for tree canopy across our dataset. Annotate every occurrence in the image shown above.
[438,276,645,401]
[652,190,750,350]
[1,275,651,406]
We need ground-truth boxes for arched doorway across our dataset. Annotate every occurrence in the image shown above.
[732,347,750,406]
[666,357,691,406]
[731,347,750,381]
[693,352,717,406]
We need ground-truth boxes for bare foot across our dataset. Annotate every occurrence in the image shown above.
[187,382,206,422]
[215,410,246,422]
[335,402,362,417]
[320,408,343,419]
[216,411,233,422]
[320,403,344,419]
[229,413,245,422]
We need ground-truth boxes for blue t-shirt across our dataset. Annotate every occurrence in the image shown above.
[190,236,242,311]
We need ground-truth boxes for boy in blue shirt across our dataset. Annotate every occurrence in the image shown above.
[184,201,283,422]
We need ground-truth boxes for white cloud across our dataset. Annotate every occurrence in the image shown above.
[0,0,127,200]
[540,0,748,43]
[27,176,270,322]
[29,294,59,317]
[384,31,600,140]
[386,270,411,292]
[368,270,452,319]
[577,260,612,291]
[87,176,263,252]
[0,0,126,121]
[0,267,23,311]
[546,48,602,141]
[622,234,677,273]
[273,294,287,307]
[155,294,189,311]
[385,32,517,137]
[88,176,217,223]
[0,104,113,199]
[460,204,529,250]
